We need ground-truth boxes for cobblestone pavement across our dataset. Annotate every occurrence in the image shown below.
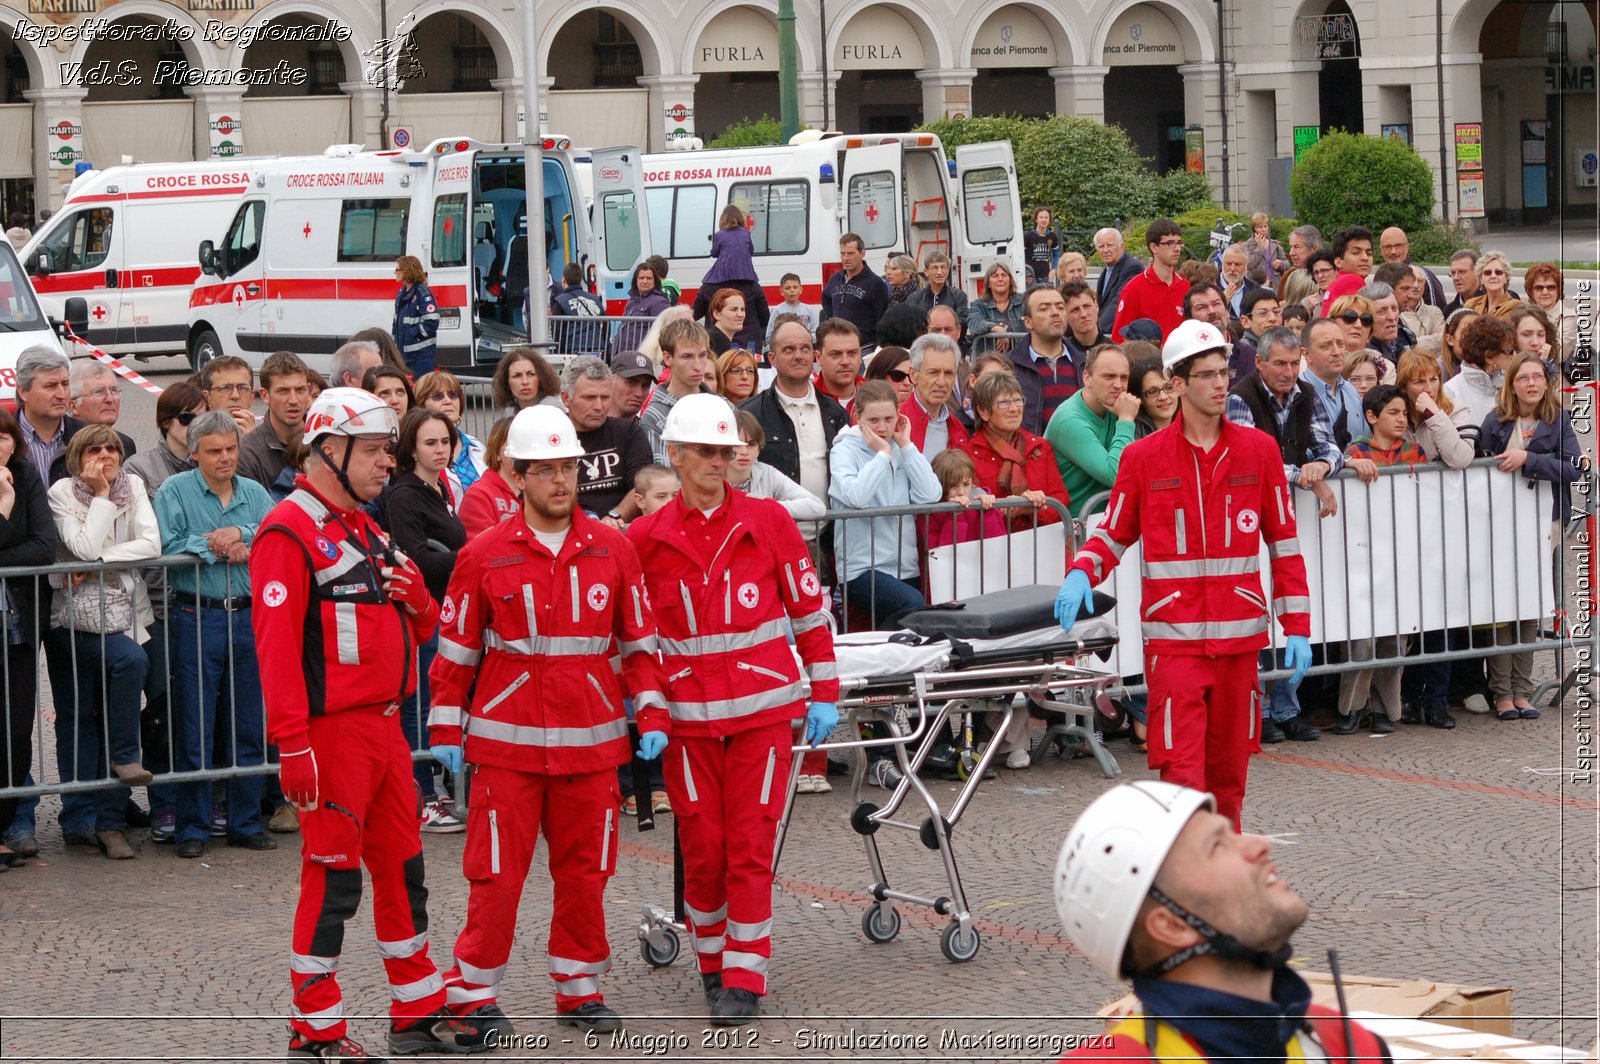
[3,691,1597,1063]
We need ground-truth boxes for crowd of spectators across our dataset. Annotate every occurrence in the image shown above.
[0,214,1587,868]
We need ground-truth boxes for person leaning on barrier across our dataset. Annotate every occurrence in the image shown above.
[46,423,160,860]
[1052,781,1392,1064]
[1055,321,1314,830]
[0,407,56,869]
[1480,352,1585,723]
[249,388,471,1060]
[965,371,1070,532]
[427,405,668,1041]
[154,410,275,859]
[628,393,839,1027]
[614,259,672,356]
[1225,326,1344,522]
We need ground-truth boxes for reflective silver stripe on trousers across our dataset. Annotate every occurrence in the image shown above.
[292,1002,345,1029]
[482,630,613,656]
[290,952,338,975]
[391,972,445,1002]
[619,634,659,657]
[681,747,699,803]
[1163,697,1173,750]
[659,617,789,657]
[684,901,726,926]
[670,681,805,723]
[1143,616,1271,641]
[549,955,610,976]
[429,704,463,728]
[790,609,831,635]
[447,983,498,1005]
[456,958,507,986]
[758,746,776,805]
[467,715,629,748]
[1268,536,1301,559]
[722,950,770,975]
[691,935,726,955]
[437,637,481,666]
[725,918,773,942]
[1143,556,1260,580]
[556,975,599,996]
[377,932,429,960]
[1248,691,1258,740]
[599,807,612,870]
[1274,596,1312,614]
[333,602,360,665]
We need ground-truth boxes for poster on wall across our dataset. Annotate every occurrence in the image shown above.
[1292,125,1319,162]
[1184,127,1204,174]
[1454,123,1483,171]
[1458,171,1485,218]
[1381,123,1410,145]
[1521,121,1547,165]
[47,117,84,170]
[209,112,244,158]
[665,101,696,147]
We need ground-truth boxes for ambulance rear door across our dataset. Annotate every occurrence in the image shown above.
[427,153,473,367]
[840,140,904,259]
[588,146,652,315]
[953,142,1023,296]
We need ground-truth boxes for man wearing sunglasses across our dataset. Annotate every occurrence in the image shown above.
[630,393,839,1027]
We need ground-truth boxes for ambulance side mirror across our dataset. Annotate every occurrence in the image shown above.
[198,240,216,276]
[33,252,48,277]
[63,297,88,337]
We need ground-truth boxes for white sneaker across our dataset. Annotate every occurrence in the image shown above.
[795,774,816,794]
[1461,694,1491,714]
[1005,748,1031,770]
[420,797,466,834]
[810,775,832,794]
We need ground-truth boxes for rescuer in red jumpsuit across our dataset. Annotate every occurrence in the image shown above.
[628,393,840,1027]
[251,387,487,1061]
[1055,322,1314,830]
[425,406,668,1041]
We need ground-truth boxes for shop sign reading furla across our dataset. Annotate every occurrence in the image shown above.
[970,7,1057,68]
[834,6,925,69]
[694,7,780,72]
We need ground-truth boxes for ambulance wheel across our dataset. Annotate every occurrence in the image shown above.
[189,329,223,373]
[640,928,680,968]
[940,922,981,963]
[861,905,901,944]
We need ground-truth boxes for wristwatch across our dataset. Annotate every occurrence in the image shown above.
[607,509,623,520]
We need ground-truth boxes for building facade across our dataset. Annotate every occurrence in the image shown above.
[0,0,1591,225]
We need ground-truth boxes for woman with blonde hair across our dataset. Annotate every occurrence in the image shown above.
[1395,349,1474,468]
[1277,266,1319,313]
[716,347,760,404]
[1465,250,1521,319]
[1244,210,1288,286]
[884,254,924,304]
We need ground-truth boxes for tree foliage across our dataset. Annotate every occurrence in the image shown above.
[707,116,789,149]
[1288,131,1436,237]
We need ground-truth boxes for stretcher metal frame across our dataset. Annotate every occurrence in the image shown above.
[637,628,1121,968]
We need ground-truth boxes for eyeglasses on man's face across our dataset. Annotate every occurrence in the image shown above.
[523,460,579,481]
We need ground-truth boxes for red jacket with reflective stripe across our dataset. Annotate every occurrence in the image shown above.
[1069,412,1311,657]
[251,479,438,752]
[628,488,838,738]
[427,509,667,775]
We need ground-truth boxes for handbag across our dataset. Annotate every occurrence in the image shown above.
[65,573,134,635]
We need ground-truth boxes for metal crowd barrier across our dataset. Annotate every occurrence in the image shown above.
[546,313,659,359]
[967,329,1029,358]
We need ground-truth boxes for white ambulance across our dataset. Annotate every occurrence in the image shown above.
[0,237,75,409]
[22,159,263,362]
[185,136,651,373]
[635,132,1023,311]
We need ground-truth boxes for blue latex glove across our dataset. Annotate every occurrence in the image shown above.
[1284,636,1313,688]
[1054,570,1094,632]
[805,701,839,747]
[637,730,668,761]
[431,744,463,775]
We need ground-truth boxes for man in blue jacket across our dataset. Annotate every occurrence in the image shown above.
[820,233,889,348]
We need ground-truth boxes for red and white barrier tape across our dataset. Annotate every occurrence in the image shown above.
[64,329,165,397]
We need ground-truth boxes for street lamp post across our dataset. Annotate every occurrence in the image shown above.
[778,0,799,141]
[522,0,549,347]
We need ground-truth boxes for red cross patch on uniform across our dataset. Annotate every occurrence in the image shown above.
[425,302,435,312]
[439,595,457,625]
[799,571,820,597]
[737,582,760,609]
[262,581,287,608]
[1237,509,1259,533]
[587,583,610,611]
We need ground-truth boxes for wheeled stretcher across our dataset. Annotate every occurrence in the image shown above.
[638,586,1121,967]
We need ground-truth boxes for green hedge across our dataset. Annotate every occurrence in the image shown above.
[916,114,1214,255]
[1119,209,1299,265]
[707,116,790,149]
[1288,131,1436,237]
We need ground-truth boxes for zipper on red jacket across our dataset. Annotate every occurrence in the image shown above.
[1224,494,1233,549]
[1189,450,1209,555]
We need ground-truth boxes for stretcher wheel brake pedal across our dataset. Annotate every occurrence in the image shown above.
[850,802,881,836]
[940,922,981,963]
[861,905,902,944]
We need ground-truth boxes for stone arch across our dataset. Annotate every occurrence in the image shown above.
[681,2,822,74]
[826,0,953,71]
[0,8,51,91]
[221,0,373,82]
[959,0,1085,68]
[1088,0,1214,65]
[393,0,520,85]
[61,1,210,81]
[542,0,671,79]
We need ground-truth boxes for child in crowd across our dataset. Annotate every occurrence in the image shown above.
[730,411,826,521]
[766,272,818,343]
[925,449,1005,549]
[1334,385,1428,737]
[629,464,679,519]
[702,204,757,287]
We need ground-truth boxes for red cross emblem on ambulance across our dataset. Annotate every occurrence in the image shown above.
[864,203,880,223]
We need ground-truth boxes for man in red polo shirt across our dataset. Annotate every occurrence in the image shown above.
[1112,218,1191,342]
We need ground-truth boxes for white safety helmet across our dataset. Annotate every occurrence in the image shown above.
[1053,781,1215,980]
[503,405,585,461]
[660,393,741,447]
[303,387,399,445]
[1161,319,1232,376]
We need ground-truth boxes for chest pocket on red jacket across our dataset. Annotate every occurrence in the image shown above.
[487,567,536,642]
[1146,484,1188,558]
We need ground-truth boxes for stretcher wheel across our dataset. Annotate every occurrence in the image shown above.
[861,905,901,944]
[940,922,981,963]
[850,802,881,836]
[954,749,976,780]
[640,927,681,968]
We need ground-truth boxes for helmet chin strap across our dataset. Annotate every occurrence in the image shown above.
[1139,883,1294,978]
[317,439,362,507]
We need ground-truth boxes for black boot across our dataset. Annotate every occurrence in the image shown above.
[287,1032,391,1062]
[386,1010,491,1055]
[555,1001,622,1033]
[711,988,760,1026]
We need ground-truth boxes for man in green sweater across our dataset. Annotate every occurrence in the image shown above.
[1044,344,1141,516]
